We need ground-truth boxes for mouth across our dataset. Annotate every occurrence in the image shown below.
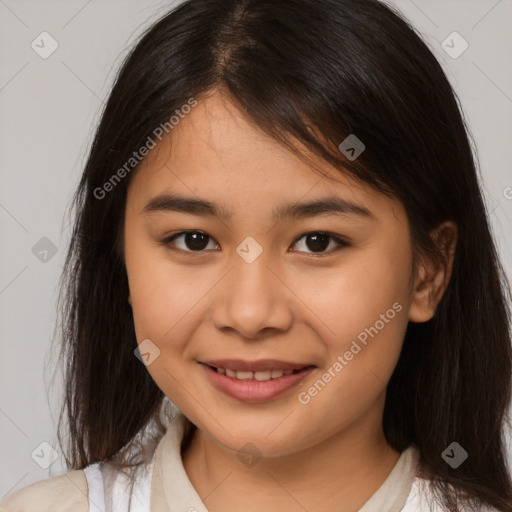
[199,359,314,381]
[198,359,317,402]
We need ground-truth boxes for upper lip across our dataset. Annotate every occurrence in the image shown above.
[199,359,315,372]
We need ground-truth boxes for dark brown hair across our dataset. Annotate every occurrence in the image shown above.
[52,0,512,510]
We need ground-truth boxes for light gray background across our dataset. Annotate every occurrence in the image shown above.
[1,0,511,497]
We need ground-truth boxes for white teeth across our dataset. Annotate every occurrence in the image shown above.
[215,367,301,381]
[236,370,253,380]
[254,370,271,381]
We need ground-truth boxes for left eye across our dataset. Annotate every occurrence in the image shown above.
[162,231,349,254]
[290,232,349,254]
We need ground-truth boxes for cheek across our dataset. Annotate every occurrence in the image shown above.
[298,250,411,338]
[125,226,194,345]
[124,230,206,404]
[294,234,413,382]
[292,248,411,427]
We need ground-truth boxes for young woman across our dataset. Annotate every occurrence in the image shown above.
[2,0,511,511]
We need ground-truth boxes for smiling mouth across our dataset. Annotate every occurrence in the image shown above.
[198,361,317,402]
[198,356,317,383]
[202,364,309,381]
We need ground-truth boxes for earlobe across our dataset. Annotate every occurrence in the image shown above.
[408,221,458,323]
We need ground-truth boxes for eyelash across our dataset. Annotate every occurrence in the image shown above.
[161,230,351,256]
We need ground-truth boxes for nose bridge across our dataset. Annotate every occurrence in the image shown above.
[212,236,292,338]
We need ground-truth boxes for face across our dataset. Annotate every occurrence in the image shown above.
[124,91,417,457]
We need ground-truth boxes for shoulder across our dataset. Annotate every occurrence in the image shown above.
[402,476,502,512]
[0,469,89,512]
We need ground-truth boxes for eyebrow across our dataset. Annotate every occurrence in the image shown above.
[142,193,374,222]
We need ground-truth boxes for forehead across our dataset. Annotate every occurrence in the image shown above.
[126,92,400,220]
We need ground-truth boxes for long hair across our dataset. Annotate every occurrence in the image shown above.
[52,0,512,510]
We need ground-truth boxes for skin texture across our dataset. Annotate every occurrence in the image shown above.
[124,90,457,512]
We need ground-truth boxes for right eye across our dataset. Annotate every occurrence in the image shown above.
[162,230,220,253]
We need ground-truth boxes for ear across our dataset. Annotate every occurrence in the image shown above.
[408,221,458,323]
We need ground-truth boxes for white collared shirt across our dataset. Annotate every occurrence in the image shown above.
[1,411,500,512]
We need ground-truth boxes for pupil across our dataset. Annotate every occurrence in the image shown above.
[186,232,209,251]
[306,234,329,252]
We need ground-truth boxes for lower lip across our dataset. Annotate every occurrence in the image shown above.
[199,363,316,402]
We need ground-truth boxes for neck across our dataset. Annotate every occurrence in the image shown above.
[181,395,401,512]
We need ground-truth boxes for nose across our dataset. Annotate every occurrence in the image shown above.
[211,249,293,340]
